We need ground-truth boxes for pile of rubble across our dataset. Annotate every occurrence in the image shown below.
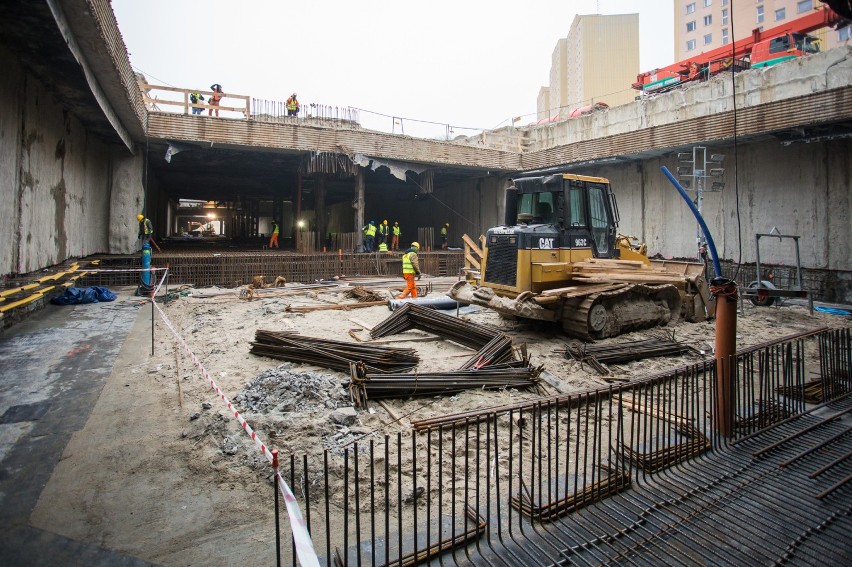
[233,362,348,413]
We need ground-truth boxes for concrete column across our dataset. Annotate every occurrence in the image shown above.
[315,173,326,251]
[354,167,365,251]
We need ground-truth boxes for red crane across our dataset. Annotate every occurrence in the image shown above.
[633,5,846,94]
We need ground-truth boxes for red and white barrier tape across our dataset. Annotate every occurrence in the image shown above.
[149,270,320,567]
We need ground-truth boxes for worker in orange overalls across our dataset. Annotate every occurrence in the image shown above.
[397,242,421,299]
[209,83,223,116]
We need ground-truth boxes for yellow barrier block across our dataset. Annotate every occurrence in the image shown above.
[0,293,44,313]
[1,283,40,297]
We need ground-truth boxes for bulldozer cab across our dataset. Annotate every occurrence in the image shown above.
[513,174,618,258]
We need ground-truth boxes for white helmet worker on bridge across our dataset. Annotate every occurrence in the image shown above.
[397,242,421,299]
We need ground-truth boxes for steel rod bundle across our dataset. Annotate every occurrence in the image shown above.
[619,423,710,473]
[370,303,500,349]
[343,286,387,303]
[563,335,699,374]
[510,469,631,522]
[250,330,418,373]
[348,361,541,408]
[776,377,849,405]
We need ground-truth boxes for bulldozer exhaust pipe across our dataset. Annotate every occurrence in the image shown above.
[504,186,518,226]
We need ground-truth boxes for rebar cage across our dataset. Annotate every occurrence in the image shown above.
[274,327,850,566]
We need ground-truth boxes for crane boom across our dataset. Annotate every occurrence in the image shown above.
[633,5,845,93]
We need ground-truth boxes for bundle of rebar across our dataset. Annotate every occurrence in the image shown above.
[348,361,541,408]
[776,376,849,405]
[563,335,699,374]
[510,468,631,523]
[371,303,504,351]
[250,330,418,374]
[619,423,710,473]
[735,399,795,429]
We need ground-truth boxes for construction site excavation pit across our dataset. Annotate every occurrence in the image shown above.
[29,276,852,566]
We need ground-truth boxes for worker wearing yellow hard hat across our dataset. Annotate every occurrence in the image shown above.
[378,219,390,250]
[397,242,421,299]
[440,222,449,249]
[137,213,153,245]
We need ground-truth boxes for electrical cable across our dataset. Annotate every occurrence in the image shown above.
[729,2,744,281]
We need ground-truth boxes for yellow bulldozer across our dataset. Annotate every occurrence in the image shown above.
[449,173,713,340]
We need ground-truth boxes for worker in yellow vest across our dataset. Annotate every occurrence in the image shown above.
[362,220,377,252]
[269,220,280,249]
[286,93,300,116]
[397,242,421,299]
[378,219,389,248]
[391,221,401,250]
[440,222,449,249]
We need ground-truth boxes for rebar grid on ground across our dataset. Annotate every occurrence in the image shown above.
[269,327,850,566]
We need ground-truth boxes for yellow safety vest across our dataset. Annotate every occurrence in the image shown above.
[378,242,388,252]
[440,227,447,236]
[272,224,279,235]
[402,252,416,274]
[364,224,376,237]
[393,226,400,236]
[287,98,299,111]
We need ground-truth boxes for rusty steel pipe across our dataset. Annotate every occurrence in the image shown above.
[713,278,739,438]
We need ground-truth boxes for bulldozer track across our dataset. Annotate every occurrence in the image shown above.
[561,283,682,340]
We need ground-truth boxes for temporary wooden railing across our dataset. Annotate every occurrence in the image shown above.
[462,233,485,280]
[139,83,251,118]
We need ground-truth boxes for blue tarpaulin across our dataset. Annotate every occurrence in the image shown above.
[50,286,117,305]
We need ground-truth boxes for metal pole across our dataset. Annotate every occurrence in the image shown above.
[714,279,738,437]
[272,449,281,567]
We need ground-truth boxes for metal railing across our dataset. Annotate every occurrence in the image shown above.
[268,327,850,566]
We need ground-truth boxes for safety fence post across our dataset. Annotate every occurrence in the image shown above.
[273,449,281,567]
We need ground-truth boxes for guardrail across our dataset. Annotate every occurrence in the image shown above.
[139,83,251,118]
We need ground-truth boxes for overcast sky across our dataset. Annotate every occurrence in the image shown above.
[112,0,674,137]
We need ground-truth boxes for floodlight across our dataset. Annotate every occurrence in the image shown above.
[678,152,693,161]
[711,181,725,191]
[677,166,691,175]
[710,154,725,162]
[679,179,692,188]
[710,168,725,177]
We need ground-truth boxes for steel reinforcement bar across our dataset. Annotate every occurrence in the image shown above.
[80,251,465,288]
[270,326,850,566]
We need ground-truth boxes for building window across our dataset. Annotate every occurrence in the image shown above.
[757,6,764,23]
[722,28,729,44]
[686,2,696,14]
[687,39,697,51]
[704,0,712,6]
[687,20,697,32]
[722,8,729,24]
[797,0,812,14]
[775,8,786,21]
[704,33,713,45]
[704,15,712,25]
[840,26,852,41]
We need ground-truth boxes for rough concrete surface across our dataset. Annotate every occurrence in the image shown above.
[1,281,847,565]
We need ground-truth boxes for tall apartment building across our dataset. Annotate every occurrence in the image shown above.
[673,0,851,64]
[536,14,639,121]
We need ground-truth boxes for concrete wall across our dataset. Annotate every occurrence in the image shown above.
[0,45,144,275]
[573,138,850,292]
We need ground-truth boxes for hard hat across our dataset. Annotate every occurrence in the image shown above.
[292,93,297,97]
[370,220,375,224]
[137,214,144,221]
[394,221,398,224]
[445,223,450,227]
[411,241,420,250]
[383,219,388,223]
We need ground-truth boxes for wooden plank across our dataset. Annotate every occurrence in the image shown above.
[462,234,483,257]
[539,283,625,297]
[464,251,481,270]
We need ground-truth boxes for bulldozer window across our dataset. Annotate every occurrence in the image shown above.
[589,187,611,255]
[518,192,556,224]
[568,187,587,226]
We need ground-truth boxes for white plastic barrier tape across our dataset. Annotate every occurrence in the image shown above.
[150,270,321,567]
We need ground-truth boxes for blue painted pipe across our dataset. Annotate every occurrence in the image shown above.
[141,242,151,286]
[661,166,722,279]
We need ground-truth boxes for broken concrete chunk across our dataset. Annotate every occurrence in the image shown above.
[330,406,358,425]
